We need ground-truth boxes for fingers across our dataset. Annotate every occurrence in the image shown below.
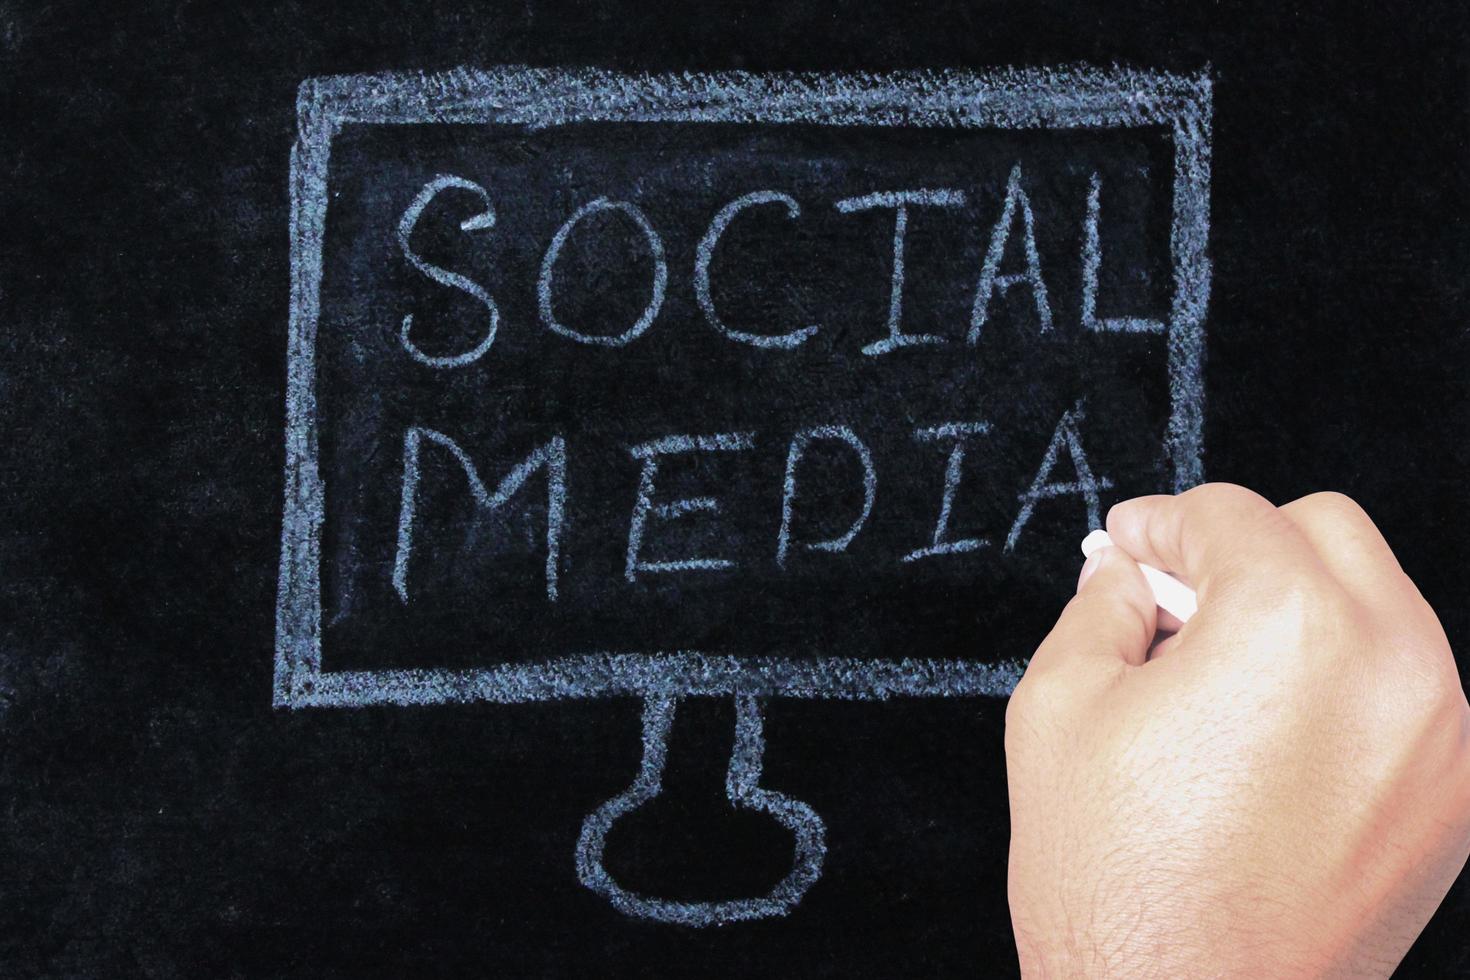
[1105,482,1319,606]
[1024,545,1158,688]
[1277,491,1412,611]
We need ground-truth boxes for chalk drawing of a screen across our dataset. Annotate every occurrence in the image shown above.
[276,66,1210,926]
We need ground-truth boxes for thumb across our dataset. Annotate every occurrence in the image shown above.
[1025,545,1160,684]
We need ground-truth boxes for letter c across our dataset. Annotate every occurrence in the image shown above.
[695,190,818,349]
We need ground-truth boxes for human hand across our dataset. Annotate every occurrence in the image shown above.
[1004,484,1470,978]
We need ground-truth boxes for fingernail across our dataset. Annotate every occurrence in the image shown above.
[1077,547,1107,592]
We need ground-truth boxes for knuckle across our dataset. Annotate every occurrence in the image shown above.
[1295,490,1376,532]
[1182,481,1271,512]
[1182,482,1286,551]
[1248,575,1359,646]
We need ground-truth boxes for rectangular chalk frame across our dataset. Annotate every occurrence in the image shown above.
[275,66,1211,709]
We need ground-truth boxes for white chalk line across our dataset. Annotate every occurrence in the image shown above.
[574,695,827,926]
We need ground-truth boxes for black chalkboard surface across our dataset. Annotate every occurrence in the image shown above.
[3,2,1466,976]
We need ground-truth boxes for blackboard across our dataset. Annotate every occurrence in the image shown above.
[3,2,1466,976]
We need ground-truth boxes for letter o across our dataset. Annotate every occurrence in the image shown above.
[538,197,667,347]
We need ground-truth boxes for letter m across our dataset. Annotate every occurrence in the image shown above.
[392,427,566,602]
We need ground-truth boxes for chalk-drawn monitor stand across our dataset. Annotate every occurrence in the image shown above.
[277,67,1211,925]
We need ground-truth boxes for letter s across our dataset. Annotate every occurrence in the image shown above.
[397,175,499,368]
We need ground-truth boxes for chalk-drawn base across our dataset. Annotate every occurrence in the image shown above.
[575,695,827,926]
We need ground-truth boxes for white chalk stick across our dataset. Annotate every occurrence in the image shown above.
[1080,528,1198,624]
